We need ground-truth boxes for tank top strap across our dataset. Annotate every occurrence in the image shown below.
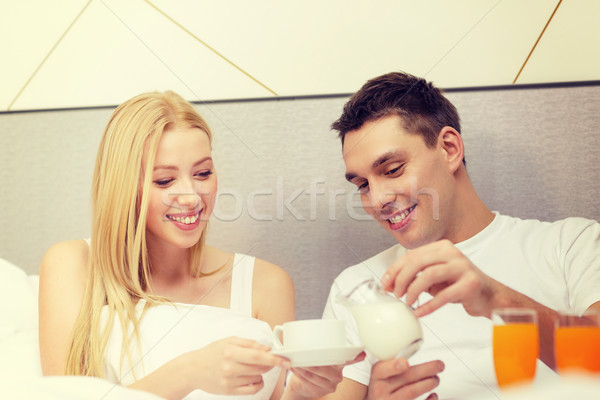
[229,253,255,317]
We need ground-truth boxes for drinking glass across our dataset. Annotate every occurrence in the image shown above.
[555,310,600,374]
[492,308,539,388]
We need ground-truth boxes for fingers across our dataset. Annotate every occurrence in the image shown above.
[289,364,346,397]
[404,261,463,308]
[214,337,289,391]
[291,366,339,388]
[370,359,444,400]
[393,375,440,399]
[222,337,290,370]
[235,375,264,388]
[371,358,411,380]
[371,359,444,386]
[382,241,453,297]
[229,379,265,395]
[381,240,479,312]
[236,349,289,370]
[387,360,444,389]
[345,351,367,365]
[413,282,465,317]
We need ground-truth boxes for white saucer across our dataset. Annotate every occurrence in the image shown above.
[271,345,364,367]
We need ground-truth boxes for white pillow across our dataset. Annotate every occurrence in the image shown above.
[0,375,165,400]
[0,258,40,378]
[0,258,37,334]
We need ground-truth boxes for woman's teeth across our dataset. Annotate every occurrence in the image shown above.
[389,205,415,223]
[168,213,199,224]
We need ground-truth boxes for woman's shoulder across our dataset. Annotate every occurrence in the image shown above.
[252,257,293,290]
[40,239,89,283]
[42,239,89,263]
[206,246,292,288]
[246,256,294,324]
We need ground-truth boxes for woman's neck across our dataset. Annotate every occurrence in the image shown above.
[147,240,193,283]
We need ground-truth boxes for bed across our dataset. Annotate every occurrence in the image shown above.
[4,255,600,399]
[0,257,164,399]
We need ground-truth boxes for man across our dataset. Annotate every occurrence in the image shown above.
[321,72,600,399]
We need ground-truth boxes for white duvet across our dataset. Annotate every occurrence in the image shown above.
[0,258,163,400]
[4,258,600,400]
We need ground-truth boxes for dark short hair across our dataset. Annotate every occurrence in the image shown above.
[332,72,462,161]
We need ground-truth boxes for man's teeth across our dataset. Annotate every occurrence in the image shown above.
[388,206,415,224]
[168,213,199,224]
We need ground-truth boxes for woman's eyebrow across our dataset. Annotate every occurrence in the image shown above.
[153,165,177,171]
[153,157,212,171]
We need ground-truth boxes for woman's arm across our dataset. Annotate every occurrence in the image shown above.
[41,244,288,399]
[129,337,288,400]
[38,239,89,375]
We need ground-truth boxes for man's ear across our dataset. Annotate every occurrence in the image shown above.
[438,126,464,173]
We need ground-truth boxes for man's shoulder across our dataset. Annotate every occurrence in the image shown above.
[498,213,599,236]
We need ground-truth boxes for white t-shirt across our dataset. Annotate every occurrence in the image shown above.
[101,253,281,400]
[323,213,600,399]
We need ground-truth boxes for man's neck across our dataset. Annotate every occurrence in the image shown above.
[446,168,495,244]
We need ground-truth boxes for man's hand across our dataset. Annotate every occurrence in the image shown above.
[367,358,444,400]
[284,352,366,399]
[381,240,503,318]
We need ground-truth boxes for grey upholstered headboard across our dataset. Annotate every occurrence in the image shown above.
[1,84,598,319]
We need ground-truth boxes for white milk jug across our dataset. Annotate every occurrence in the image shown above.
[337,278,423,360]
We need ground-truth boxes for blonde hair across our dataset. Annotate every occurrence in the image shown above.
[65,91,213,376]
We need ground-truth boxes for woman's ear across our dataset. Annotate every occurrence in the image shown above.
[438,126,464,173]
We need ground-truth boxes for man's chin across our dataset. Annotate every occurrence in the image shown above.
[388,228,428,250]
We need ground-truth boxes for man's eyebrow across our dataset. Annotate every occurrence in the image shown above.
[371,151,405,169]
[345,151,406,182]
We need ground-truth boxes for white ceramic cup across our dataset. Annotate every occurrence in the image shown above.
[272,319,346,350]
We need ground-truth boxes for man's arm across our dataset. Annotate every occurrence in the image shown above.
[381,239,600,370]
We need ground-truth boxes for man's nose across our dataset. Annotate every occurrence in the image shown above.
[369,182,395,210]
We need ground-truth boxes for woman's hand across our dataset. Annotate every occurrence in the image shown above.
[187,336,290,395]
[283,352,366,399]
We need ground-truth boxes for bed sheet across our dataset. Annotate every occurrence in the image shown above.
[0,258,164,399]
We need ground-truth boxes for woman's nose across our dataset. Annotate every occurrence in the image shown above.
[175,191,200,208]
[169,180,203,209]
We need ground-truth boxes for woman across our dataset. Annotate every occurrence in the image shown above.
[39,91,361,399]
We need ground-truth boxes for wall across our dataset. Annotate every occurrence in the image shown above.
[1,84,599,319]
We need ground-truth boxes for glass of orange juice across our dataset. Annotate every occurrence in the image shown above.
[555,310,600,374]
[492,308,539,388]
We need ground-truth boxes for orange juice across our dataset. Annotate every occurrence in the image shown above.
[493,323,539,387]
[555,326,600,373]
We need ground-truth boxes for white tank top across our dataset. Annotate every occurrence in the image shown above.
[100,253,280,399]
